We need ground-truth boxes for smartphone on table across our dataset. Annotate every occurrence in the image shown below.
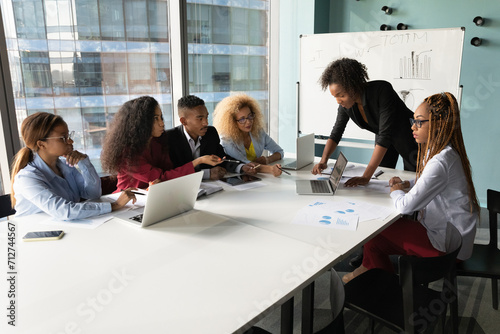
[23,230,64,242]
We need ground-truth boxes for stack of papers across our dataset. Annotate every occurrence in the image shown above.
[292,199,394,231]
[198,182,223,197]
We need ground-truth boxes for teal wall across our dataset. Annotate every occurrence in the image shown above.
[313,0,500,206]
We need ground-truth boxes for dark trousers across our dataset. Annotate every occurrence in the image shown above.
[379,143,417,172]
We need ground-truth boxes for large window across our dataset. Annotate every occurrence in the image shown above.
[0,0,270,177]
[187,1,269,121]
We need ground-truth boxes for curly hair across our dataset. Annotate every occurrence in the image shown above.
[319,58,369,98]
[213,94,265,144]
[178,95,205,116]
[416,92,479,214]
[101,96,159,174]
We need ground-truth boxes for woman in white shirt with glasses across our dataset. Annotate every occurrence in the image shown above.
[11,112,135,220]
[343,92,480,283]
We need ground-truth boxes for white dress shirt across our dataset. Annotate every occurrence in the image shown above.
[14,154,111,220]
[390,145,478,260]
[183,126,210,179]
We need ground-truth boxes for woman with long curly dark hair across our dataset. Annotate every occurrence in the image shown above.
[101,96,222,190]
[312,58,418,187]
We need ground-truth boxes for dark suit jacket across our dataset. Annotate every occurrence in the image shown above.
[162,125,240,173]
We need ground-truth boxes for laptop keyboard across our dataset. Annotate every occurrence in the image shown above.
[310,180,330,193]
[130,214,143,223]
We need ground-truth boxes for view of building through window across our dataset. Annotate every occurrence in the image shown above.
[0,0,269,172]
[186,2,269,123]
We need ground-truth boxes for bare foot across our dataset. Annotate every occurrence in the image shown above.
[342,265,369,284]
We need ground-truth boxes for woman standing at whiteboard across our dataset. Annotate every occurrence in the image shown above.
[312,58,418,186]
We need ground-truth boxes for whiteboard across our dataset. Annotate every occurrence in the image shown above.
[299,28,465,141]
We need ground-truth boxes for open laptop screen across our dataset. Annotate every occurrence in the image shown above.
[329,152,348,193]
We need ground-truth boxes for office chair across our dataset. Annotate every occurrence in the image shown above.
[343,223,462,334]
[456,188,500,310]
[0,194,16,219]
[316,269,345,334]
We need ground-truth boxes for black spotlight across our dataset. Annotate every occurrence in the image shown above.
[397,23,408,30]
[473,16,485,26]
[380,24,391,31]
[381,6,392,15]
[471,37,482,47]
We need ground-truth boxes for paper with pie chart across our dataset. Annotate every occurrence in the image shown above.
[292,199,394,230]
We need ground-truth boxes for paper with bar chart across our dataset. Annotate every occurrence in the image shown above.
[292,199,394,230]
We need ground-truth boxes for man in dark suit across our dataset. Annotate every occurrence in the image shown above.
[163,95,257,180]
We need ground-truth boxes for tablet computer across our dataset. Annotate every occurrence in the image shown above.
[220,175,261,186]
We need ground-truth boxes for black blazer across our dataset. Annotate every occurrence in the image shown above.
[162,125,240,172]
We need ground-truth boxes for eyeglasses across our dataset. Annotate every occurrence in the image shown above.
[235,113,255,124]
[409,118,429,128]
[42,131,75,144]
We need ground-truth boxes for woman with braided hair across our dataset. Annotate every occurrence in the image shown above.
[312,58,418,187]
[342,92,480,283]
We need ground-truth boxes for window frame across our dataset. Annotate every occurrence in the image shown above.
[0,0,279,194]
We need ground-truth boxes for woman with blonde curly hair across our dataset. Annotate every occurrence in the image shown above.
[214,94,284,176]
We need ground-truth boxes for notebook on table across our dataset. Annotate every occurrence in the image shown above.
[296,152,348,195]
[281,133,315,170]
[115,171,203,227]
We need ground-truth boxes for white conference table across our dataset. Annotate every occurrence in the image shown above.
[195,160,415,333]
[5,211,338,334]
[197,161,416,264]
[3,159,415,334]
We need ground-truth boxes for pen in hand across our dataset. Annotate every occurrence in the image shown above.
[277,166,291,175]
[222,158,241,163]
[131,191,146,196]
[252,164,261,169]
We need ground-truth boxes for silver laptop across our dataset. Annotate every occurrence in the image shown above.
[282,133,315,170]
[296,152,348,195]
[115,171,203,227]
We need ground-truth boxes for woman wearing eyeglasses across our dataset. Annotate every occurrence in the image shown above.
[101,96,222,190]
[342,92,479,283]
[10,112,136,219]
[312,58,418,187]
[214,94,284,176]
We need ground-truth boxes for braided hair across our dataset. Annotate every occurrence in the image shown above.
[319,58,369,99]
[417,92,479,213]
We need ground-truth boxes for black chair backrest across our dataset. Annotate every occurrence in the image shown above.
[487,189,499,246]
[0,194,16,218]
[398,223,462,286]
